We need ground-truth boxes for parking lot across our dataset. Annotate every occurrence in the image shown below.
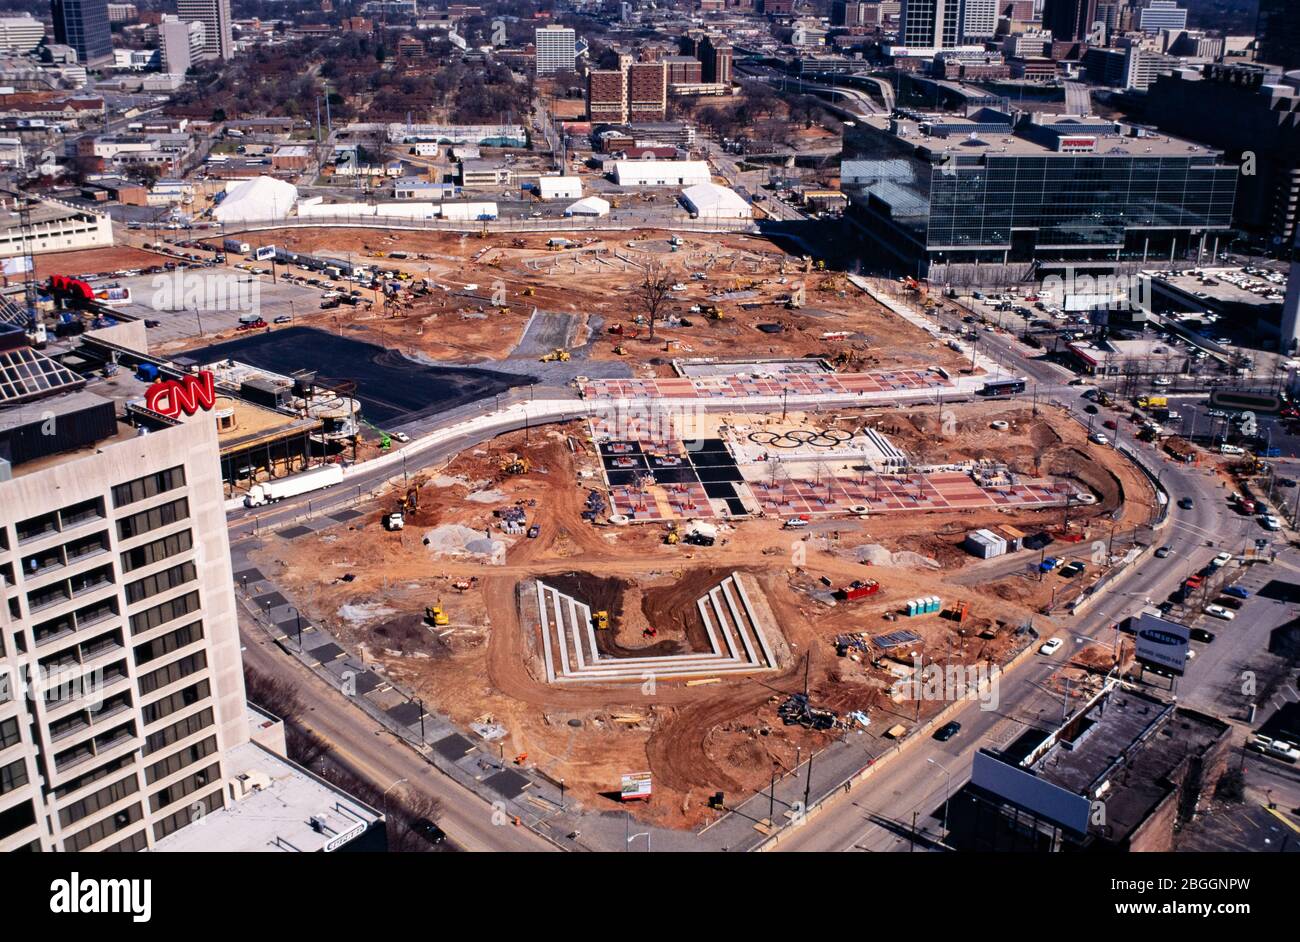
[100,269,329,344]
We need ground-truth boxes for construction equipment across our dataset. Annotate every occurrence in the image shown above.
[522,287,535,296]
[499,452,530,475]
[702,305,724,320]
[612,345,627,356]
[664,524,680,545]
[539,348,570,362]
[593,610,610,630]
[383,511,405,531]
[835,579,880,601]
[399,488,419,513]
[425,604,450,627]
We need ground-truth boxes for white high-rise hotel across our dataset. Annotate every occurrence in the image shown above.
[0,329,381,851]
[0,397,247,849]
[535,24,577,75]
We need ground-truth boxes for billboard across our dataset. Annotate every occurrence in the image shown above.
[1131,612,1190,676]
[970,750,1091,835]
[255,245,277,261]
[620,772,652,801]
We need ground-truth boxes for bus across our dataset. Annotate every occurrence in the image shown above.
[979,378,1027,397]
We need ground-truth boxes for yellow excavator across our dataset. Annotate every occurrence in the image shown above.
[425,604,450,627]
[500,452,530,475]
[592,611,609,630]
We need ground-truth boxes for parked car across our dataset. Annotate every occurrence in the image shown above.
[1189,628,1216,644]
[1213,596,1243,610]
[1204,604,1236,620]
[1039,556,1062,572]
[1210,551,1233,568]
[1261,515,1282,531]
[1223,585,1250,599]
[391,432,410,443]
[1154,546,1173,558]
[273,315,292,324]
[1249,736,1300,763]
[1177,497,1195,510]
[1083,404,1099,415]
[1039,637,1064,655]
[1089,432,1109,445]
[1059,561,1086,578]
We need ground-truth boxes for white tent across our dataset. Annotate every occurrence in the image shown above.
[538,176,582,200]
[681,182,752,220]
[564,196,610,217]
[613,160,711,187]
[213,175,298,224]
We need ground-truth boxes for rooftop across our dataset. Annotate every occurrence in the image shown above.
[859,112,1224,159]
[152,740,384,853]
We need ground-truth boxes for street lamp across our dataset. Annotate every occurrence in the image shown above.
[928,757,953,840]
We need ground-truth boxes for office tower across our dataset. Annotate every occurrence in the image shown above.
[534,24,576,75]
[964,0,999,38]
[1256,0,1300,71]
[664,55,702,85]
[1042,0,1098,42]
[0,352,250,850]
[698,33,733,84]
[159,14,205,75]
[0,16,46,54]
[627,60,667,122]
[50,0,113,67]
[832,1,882,26]
[1147,64,1300,258]
[1282,225,1300,355]
[898,0,965,49]
[588,68,627,123]
[176,0,232,61]
[1138,1,1186,33]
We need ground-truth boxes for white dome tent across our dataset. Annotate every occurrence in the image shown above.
[680,182,752,220]
[564,196,610,217]
[213,176,298,224]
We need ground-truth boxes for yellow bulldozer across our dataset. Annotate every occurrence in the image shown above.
[539,348,570,362]
[425,604,450,627]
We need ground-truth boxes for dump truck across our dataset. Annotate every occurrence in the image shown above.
[244,464,343,507]
[383,511,405,531]
[1136,395,1167,409]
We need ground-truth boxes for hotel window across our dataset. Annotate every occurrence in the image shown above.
[111,466,186,509]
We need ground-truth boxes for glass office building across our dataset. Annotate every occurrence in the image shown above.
[51,0,113,67]
[842,111,1238,273]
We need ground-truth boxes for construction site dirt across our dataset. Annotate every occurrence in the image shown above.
[248,392,1157,830]
[159,227,975,378]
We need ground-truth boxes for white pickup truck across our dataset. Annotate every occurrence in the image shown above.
[244,465,343,507]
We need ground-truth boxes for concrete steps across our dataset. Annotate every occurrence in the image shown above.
[535,575,778,684]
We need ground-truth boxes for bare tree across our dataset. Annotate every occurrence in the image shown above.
[636,261,674,340]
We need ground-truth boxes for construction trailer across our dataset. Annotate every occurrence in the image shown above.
[964,528,1008,559]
